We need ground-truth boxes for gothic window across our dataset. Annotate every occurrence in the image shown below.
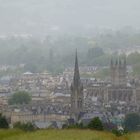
[78,99,82,108]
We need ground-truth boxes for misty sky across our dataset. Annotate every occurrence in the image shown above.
[0,0,140,36]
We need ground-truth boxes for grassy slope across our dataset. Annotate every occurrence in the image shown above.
[0,129,140,140]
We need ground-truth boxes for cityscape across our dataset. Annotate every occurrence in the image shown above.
[0,0,140,140]
[0,50,139,129]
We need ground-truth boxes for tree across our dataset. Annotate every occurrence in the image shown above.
[103,122,117,131]
[124,113,140,131]
[127,52,140,65]
[8,91,31,105]
[132,63,140,76]
[87,47,104,60]
[0,114,9,128]
[13,122,36,131]
[88,117,104,131]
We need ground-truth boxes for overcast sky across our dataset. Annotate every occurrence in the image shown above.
[0,0,140,36]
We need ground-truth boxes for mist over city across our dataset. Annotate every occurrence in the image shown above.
[0,1,140,140]
[0,0,140,36]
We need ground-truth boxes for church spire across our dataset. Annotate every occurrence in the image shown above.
[73,49,80,87]
[71,49,83,122]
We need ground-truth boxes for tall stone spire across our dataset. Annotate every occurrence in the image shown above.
[73,49,80,88]
[70,50,83,122]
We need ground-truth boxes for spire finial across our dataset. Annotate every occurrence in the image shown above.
[73,49,80,87]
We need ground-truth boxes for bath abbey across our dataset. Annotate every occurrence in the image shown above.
[85,57,135,104]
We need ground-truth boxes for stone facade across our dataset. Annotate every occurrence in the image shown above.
[110,57,127,86]
[85,57,139,106]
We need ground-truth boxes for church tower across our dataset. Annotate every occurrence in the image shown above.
[70,50,83,121]
[110,56,127,86]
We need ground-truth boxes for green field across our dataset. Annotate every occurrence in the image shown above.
[0,129,140,140]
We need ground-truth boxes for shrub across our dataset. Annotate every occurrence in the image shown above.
[103,122,117,131]
[112,129,123,137]
[62,124,68,129]
[0,114,9,129]
[88,117,104,131]
[8,91,31,105]
[64,122,84,129]
[13,122,36,131]
[124,113,140,131]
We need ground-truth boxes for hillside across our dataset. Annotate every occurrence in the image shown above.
[0,129,140,140]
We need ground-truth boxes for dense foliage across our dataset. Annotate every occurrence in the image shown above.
[13,122,36,131]
[0,114,9,129]
[0,30,140,75]
[87,117,104,130]
[124,113,140,131]
[8,91,31,105]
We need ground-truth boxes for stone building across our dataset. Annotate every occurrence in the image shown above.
[110,57,127,87]
[106,57,136,104]
[85,56,138,106]
[70,51,84,121]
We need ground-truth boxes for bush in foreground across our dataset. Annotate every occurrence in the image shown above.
[0,113,9,129]
[13,122,36,131]
[124,113,140,131]
[112,129,127,137]
[63,122,84,129]
[87,117,104,131]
